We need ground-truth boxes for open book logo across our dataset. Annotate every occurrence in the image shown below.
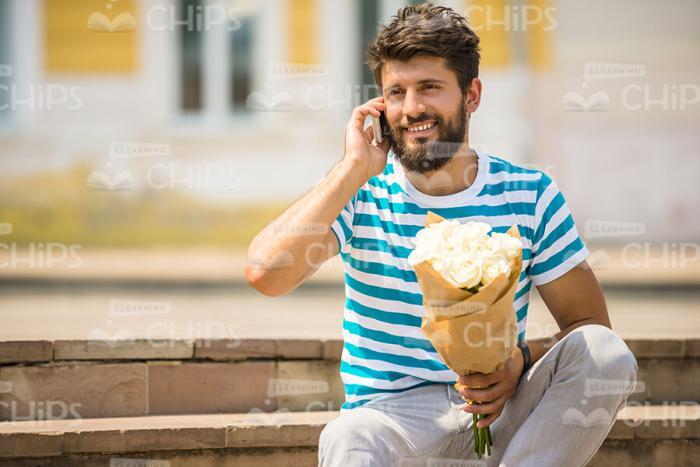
[587,248,613,270]
[430,329,452,346]
[87,170,136,191]
[246,250,294,269]
[562,407,613,427]
[245,91,293,111]
[562,91,610,112]
[243,408,295,425]
[406,169,454,193]
[86,328,137,348]
[87,12,136,32]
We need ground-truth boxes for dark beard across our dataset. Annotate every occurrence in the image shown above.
[390,104,468,174]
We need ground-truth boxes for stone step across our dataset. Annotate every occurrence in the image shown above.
[0,405,697,466]
[0,338,698,421]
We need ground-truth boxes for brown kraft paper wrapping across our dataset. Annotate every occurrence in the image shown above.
[415,211,523,377]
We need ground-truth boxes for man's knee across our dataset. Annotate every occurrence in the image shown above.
[565,324,638,383]
[318,409,400,466]
[319,412,369,452]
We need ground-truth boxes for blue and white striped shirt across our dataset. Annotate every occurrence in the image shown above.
[330,148,589,411]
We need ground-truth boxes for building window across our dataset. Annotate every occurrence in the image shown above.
[0,0,9,119]
[178,0,258,116]
[359,0,379,93]
[230,14,255,112]
[179,0,203,112]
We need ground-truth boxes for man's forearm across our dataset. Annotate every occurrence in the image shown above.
[246,159,368,295]
[525,318,611,366]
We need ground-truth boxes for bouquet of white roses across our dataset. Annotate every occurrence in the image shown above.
[408,212,523,459]
[408,217,521,294]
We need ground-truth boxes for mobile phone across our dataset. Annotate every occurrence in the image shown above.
[372,111,392,145]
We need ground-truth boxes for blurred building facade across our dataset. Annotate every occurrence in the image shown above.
[0,0,698,242]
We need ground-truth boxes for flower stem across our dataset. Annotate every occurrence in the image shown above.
[478,420,483,457]
[485,425,492,456]
[473,412,480,457]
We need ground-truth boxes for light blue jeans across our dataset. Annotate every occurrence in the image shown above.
[318,324,638,467]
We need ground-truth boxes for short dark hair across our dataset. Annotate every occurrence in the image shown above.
[365,3,481,96]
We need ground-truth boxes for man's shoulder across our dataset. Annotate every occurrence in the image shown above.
[486,154,552,193]
[487,154,546,179]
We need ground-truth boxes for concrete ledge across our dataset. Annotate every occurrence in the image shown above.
[626,338,700,358]
[194,338,327,361]
[0,406,697,459]
[54,339,194,361]
[0,359,344,420]
[1,338,698,421]
[0,362,149,419]
[1,337,697,363]
[0,411,335,458]
[0,341,53,365]
[0,447,320,467]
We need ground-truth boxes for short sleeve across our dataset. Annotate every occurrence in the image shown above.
[529,173,589,286]
[330,194,357,253]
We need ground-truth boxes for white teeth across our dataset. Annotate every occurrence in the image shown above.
[407,122,435,133]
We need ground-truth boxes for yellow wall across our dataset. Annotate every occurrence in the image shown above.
[466,0,510,70]
[527,0,553,70]
[44,0,137,73]
[287,0,317,64]
[463,0,553,70]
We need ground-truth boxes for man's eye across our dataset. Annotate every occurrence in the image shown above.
[389,89,403,96]
[424,84,439,90]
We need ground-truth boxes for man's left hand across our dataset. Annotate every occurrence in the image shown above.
[456,347,525,428]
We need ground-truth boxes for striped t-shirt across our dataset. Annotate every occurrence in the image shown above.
[330,148,589,411]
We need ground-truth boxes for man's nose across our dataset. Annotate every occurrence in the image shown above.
[402,88,426,120]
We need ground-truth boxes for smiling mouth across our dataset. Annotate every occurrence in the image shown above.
[403,121,437,137]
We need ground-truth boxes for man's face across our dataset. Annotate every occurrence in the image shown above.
[381,56,472,173]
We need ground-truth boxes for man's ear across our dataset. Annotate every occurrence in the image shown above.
[465,78,482,114]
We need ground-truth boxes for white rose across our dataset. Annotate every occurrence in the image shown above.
[407,246,430,266]
[488,232,522,259]
[481,254,511,285]
[431,255,454,275]
[409,220,460,265]
[409,219,521,291]
[409,227,439,264]
[408,231,439,265]
[445,254,483,289]
[450,221,492,249]
[425,219,459,239]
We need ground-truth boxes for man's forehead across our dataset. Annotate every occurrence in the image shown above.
[381,56,455,88]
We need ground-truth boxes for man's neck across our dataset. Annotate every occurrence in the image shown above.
[404,143,478,196]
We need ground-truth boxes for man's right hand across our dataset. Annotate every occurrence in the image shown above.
[343,97,392,180]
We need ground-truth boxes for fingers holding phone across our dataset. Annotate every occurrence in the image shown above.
[344,97,391,179]
[371,111,392,146]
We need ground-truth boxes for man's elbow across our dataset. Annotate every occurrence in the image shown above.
[244,264,288,297]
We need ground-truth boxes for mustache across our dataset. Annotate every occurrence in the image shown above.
[402,113,442,127]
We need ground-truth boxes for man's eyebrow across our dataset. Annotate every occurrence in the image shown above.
[417,79,448,85]
[384,78,449,89]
